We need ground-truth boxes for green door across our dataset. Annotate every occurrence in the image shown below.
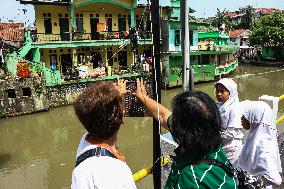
[59,18,70,41]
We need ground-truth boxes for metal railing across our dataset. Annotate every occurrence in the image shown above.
[276,94,284,124]
[132,156,169,182]
[31,31,152,43]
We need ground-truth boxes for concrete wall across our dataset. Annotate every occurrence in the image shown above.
[0,77,48,117]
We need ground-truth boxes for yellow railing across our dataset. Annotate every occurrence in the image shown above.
[276,94,284,125]
[133,156,170,182]
[276,116,284,125]
[279,95,284,101]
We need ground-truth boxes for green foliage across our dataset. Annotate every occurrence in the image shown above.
[250,12,284,47]
[213,8,229,31]
[242,5,253,29]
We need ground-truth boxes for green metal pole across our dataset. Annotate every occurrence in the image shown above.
[70,0,75,31]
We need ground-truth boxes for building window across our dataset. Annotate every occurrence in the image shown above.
[189,31,193,46]
[6,89,16,98]
[78,53,85,64]
[174,30,180,46]
[146,20,151,31]
[76,18,84,33]
[0,89,4,100]
[118,51,127,67]
[44,18,52,34]
[105,16,112,32]
[128,18,131,27]
[107,51,113,66]
[22,87,32,97]
[191,55,197,61]
[118,18,126,31]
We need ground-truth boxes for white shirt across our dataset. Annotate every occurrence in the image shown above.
[71,133,137,189]
[239,101,282,186]
[216,78,244,165]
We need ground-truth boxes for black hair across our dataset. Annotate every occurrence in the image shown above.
[171,90,222,160]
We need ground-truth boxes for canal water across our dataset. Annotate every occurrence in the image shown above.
[1,64,284,189]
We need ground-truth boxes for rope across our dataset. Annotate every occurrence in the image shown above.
[231,68,284,80]
[110,2,150,59]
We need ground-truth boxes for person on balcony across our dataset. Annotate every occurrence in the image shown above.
[98,59,104,68]
[78,63,88,79]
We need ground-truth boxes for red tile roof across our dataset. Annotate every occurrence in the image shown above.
[229,29,246,38]
[225,12,238,17]
[255,8,280,15]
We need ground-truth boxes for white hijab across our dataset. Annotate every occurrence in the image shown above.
[216,78,241,129]
[239,100,282,185]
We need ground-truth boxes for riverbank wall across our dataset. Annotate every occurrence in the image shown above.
[0,75,152,118]
[241,59,284,67]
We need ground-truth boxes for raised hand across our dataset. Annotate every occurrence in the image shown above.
[133,78,147,99]
[115,79,130,96]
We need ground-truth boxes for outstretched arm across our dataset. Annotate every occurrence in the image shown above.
[133,78,172,130]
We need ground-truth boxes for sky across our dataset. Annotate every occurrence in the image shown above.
[0,0,284,26]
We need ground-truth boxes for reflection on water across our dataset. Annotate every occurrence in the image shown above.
[0,65,284,189]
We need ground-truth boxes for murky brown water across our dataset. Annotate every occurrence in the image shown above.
[1,64,284,189]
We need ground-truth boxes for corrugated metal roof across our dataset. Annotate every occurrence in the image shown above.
[18,0,71,6]
[0,23,25,42]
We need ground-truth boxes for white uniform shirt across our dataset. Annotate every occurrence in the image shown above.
[239,101,282,187]
[71,133,137,189]
[216,78,244,165]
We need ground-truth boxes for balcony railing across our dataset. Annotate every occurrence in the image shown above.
[198,43,239,52]
[214,45,239,52]
[31,31,152,43]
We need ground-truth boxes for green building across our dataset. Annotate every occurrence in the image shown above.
[160,0,239,87]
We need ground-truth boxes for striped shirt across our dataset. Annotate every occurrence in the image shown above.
[164,147,237,189]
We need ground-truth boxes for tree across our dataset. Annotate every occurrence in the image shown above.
[250,12,284,60]
[250,12,284,47]
[242,5,254,29]
[213,8,229,31]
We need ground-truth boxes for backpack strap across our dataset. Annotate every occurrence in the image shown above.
[75,147,117,167]
[188,158,235,178]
